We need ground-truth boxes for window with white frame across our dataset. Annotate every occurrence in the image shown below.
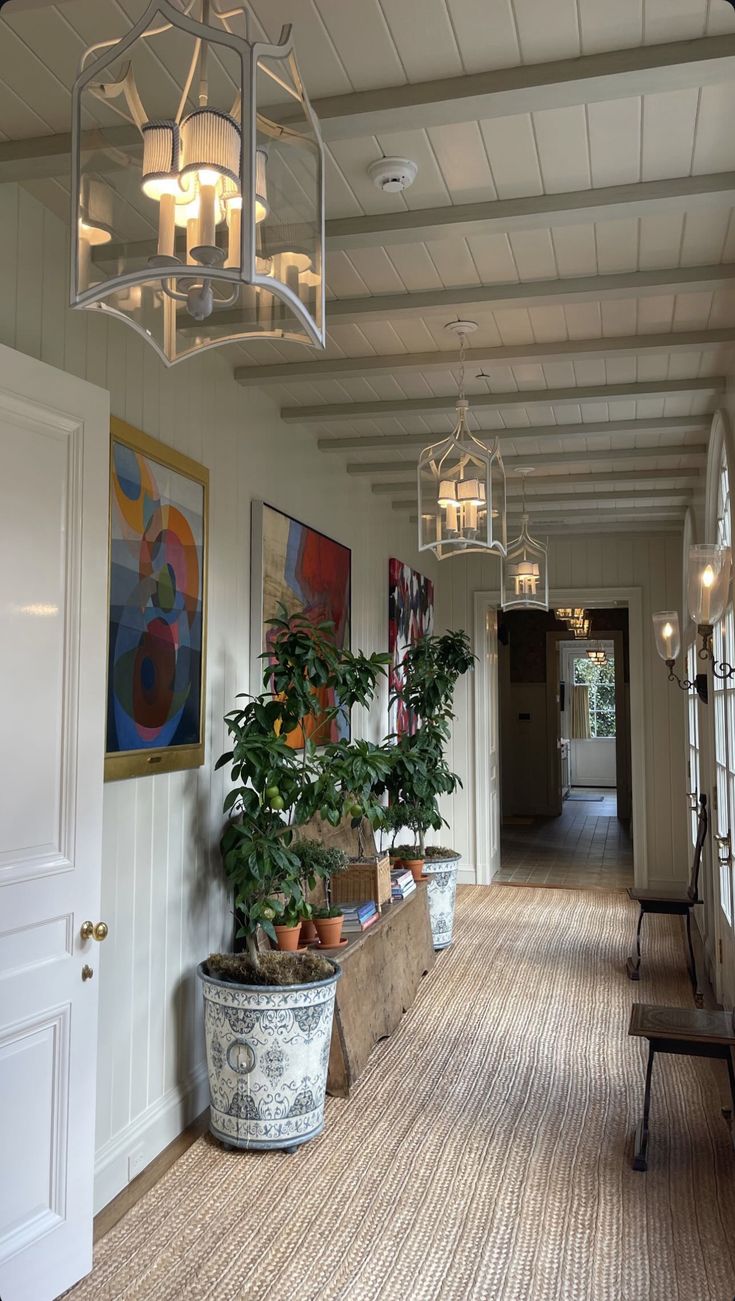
[686,640,700,853]
[572,654,616,738]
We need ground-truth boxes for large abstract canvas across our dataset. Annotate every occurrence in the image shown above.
[389,557,434,737]
[106,419,208,780]
[252,501,351,747]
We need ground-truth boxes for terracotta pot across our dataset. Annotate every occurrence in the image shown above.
[274,923,301,952]
[390,856,406,869]
[314,914,344,947]
[404,857,426,884]
[300,918,318,945]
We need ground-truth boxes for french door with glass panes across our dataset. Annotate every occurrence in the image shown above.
[712,447,735,1005]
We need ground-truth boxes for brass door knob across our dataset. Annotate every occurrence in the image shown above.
[82,964,94,981]
[81,920,109,942]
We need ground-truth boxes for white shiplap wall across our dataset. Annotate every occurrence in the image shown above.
[436,530,689,887]
[0,183,438,1211]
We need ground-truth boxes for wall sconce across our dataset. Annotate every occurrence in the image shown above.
[652,543,734,702]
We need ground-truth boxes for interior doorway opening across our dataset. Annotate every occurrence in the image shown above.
[496,607,633,890]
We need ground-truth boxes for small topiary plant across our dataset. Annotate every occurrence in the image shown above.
[313,904,343,920]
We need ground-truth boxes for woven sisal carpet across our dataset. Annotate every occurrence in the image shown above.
[71,886,735,1300]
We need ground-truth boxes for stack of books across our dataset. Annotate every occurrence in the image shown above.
[391,868,416,900]
[341,899,379,933]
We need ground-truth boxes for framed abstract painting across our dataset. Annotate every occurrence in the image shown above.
[389,557,434,738]
[105,418,208,780]
[251,501,351,747]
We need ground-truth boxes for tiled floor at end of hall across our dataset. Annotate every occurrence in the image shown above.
[494,787,633,890]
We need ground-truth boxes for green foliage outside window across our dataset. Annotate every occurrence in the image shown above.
[573,656,616,738]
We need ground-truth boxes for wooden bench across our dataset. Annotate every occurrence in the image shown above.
[327,884,435,1097]
[628,1002,735,1170]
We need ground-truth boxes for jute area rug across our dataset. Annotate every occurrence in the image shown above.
[71,886,735,1301]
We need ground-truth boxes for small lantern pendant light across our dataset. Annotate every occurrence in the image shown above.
[501,469,549,610]
[418,321,506,560]
[70,0,325,365]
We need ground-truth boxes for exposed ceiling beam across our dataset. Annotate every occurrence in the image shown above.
[325,271,735,327]
[0,125,137,183]
[370,468,699,496]
[276,35,735,141]
[345,444,708,474]
[391,487,691,511]
[235,325,735,387]
[95,174,735,270]
[283,378,723,424]
[318,416,707,452]
[327,174,735,250]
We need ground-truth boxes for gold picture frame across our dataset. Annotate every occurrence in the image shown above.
[105,417,209,781]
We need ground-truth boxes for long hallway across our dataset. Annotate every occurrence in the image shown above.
[496,788,633,890]
[69,887,735,1301]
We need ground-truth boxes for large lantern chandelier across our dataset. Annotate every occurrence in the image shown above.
[418,321,506,560]
[501,469,549,610]
[70,1,325,365]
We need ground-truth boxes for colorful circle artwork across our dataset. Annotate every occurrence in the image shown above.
[107,438,205,758]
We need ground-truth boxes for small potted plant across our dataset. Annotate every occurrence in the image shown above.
[291,838,349,944]
[273,901,304,951]
[199,608,389,1151]
[312,904,345,947]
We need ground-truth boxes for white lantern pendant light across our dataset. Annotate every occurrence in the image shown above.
[70,1,326,365]
[418,321,506,560]
[501,469,549,610]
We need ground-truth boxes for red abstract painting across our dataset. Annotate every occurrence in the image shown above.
[388,558,434,738]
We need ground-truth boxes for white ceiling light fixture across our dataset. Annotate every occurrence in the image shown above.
[70,0,325,366]
[417,321,506,561]
[367,156,418,194]
[501,468,549,611]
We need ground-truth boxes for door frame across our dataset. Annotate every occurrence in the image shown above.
[474,586,647,887]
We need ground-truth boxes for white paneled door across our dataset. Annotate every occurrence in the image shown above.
[474,600,500,884]
[0,345,109,1301]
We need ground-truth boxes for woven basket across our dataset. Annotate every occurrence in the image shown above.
[332,854,392,912]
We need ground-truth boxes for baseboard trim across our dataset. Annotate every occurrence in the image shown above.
[458,866,477,886]
[93,1061,209,1214]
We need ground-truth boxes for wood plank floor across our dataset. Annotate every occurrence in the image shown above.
[495,787,633,890]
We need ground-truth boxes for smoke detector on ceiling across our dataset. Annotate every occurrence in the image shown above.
[368,157,418,193]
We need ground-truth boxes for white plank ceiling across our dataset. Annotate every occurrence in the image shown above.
[2,0,735,527]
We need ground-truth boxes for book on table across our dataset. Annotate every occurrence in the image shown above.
[341,899,379,932]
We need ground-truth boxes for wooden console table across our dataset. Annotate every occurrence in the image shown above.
[326,884,436,1098]
[628,1003,735,1170]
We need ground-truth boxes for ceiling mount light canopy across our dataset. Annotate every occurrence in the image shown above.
[501,468,549,611]
[418,321,506,560]
[70,0,325,365]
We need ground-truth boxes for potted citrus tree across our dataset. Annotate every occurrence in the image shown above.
[387,630,475,948]
[198,608,388,1152]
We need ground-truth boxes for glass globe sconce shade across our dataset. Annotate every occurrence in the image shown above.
[71,2,325,365]
[687,544,732,631]
[501,515,549,611]
[652,611,681,665]
[418,400,507,560]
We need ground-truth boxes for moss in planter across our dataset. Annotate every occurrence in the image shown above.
[424,845,460,860]
[205,951,334,987]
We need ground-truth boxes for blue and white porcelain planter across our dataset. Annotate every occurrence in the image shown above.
[198,960,340,1151]
[423,854,461,951]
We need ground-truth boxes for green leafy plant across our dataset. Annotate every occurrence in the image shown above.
[385,630,475,855]
[292,838,348,909]
[216,607,390,969]
[313,904,343,920]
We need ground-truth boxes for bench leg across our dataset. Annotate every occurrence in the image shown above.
[626,907,644,981]
[685,911,702,1006]
[633,1042,655,1171]
[722,1049,735,1150]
